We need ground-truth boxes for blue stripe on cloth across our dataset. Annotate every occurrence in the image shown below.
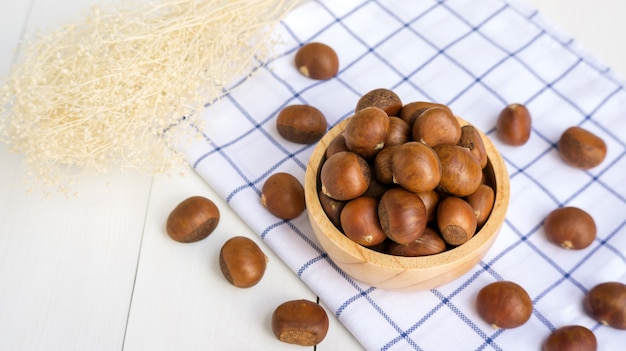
[181,0,626,349]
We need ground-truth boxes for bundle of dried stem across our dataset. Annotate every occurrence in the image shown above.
[0,0,299,192]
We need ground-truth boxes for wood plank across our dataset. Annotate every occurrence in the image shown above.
[0,1,152,350]
[0,148,153,350]
[0,1,31,77]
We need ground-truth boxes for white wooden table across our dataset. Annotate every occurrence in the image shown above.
[1,1,625,350]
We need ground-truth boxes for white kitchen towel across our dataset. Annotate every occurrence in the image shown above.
[181,0,626,349]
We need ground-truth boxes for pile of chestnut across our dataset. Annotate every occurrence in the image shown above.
[316,88,495,256]
[163,38,619,350]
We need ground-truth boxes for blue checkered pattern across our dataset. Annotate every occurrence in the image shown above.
[182,0,626,349]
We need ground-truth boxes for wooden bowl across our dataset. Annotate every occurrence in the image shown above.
[304,117,510,291]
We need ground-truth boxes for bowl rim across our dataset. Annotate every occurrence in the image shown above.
[304,116,510,271]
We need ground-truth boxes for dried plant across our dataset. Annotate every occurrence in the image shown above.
[0,0,300,193]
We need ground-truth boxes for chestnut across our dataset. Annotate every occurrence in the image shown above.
[386,227,446,257]
[495,103,532,146]
[557,126,607,169]
[458,124,488,168]
[355,88,402,116]
[434,143,482,197]
[343,107,390,158]
[543,206,596,250]
[399,101,453,128]
[318,190,345,229]
[583,281,626,329]
[320,151,370,201]
[166,196,220,243]
[276,104,327,144]
[385,116,411,146]
[219,236,267,288]
[378,188,427,245]
[391,141,441,193]
[476,281,533,329]
[437,196,477,246]
[373,145,400,184]
[294,42,339,80]
[542,325,597,351]
[340,196,387,247]
[325,133,349,159]
[261,172,305,220]
[367,239,390,253]
[363,177,390,201]
[271,299,329,346]
[416,190,440,223]
[465,184,495,227]
[412,107,461,147]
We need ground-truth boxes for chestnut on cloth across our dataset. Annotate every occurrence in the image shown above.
[180,0,626,349]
